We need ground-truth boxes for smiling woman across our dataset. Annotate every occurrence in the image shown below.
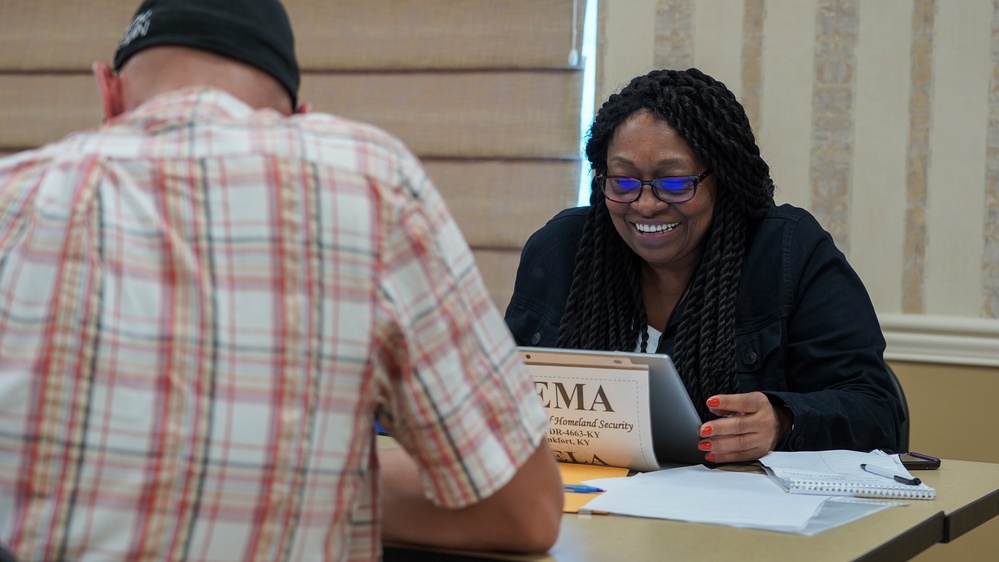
[600,111,716,300]
[504,67,904,465]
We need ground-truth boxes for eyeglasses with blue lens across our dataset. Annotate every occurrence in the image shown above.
[596,169,712,204]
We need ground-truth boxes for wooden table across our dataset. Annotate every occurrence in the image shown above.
[385,458,999,562]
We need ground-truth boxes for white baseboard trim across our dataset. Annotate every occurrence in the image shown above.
[879,313,999,367]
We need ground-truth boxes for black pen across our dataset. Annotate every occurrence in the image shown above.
[861,463,922,486]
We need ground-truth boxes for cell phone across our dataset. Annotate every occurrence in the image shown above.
[899,452,941,470]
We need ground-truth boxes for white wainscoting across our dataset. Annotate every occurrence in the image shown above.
[880,314,999,368]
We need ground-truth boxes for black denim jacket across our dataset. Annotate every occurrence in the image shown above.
[505,204,903,452]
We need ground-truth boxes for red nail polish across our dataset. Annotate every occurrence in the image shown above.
[700,425,713,437]
[706,453,716,462]
[698,441,712,451]
[707,397,721,408]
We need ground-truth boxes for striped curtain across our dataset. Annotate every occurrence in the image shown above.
[0,0,586,310]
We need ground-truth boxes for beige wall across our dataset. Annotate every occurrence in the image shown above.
[600,0,999,321]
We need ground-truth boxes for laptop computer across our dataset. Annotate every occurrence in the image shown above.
[519,346,705,466]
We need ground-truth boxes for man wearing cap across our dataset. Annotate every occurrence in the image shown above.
[0,1,562,561]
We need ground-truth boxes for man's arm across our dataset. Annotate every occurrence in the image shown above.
[380,440,563,554]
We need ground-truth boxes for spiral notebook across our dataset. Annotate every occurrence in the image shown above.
[760,450,936,500]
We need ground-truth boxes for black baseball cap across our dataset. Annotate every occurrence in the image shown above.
[113,0,300,107]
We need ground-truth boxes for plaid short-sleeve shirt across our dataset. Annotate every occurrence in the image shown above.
[0,88,547,562]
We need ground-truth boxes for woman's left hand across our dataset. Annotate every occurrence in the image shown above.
[696,392,789,463]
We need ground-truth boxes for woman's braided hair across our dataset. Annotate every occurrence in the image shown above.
[556,68,775,420]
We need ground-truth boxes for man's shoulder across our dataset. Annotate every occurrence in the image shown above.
[289,113,431,197]
[0,147,42,171]
[0,137,84,176]
[134,88,412,156]
[291,112,411,156]
[126,90,423,177]
[286,108,404,147]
